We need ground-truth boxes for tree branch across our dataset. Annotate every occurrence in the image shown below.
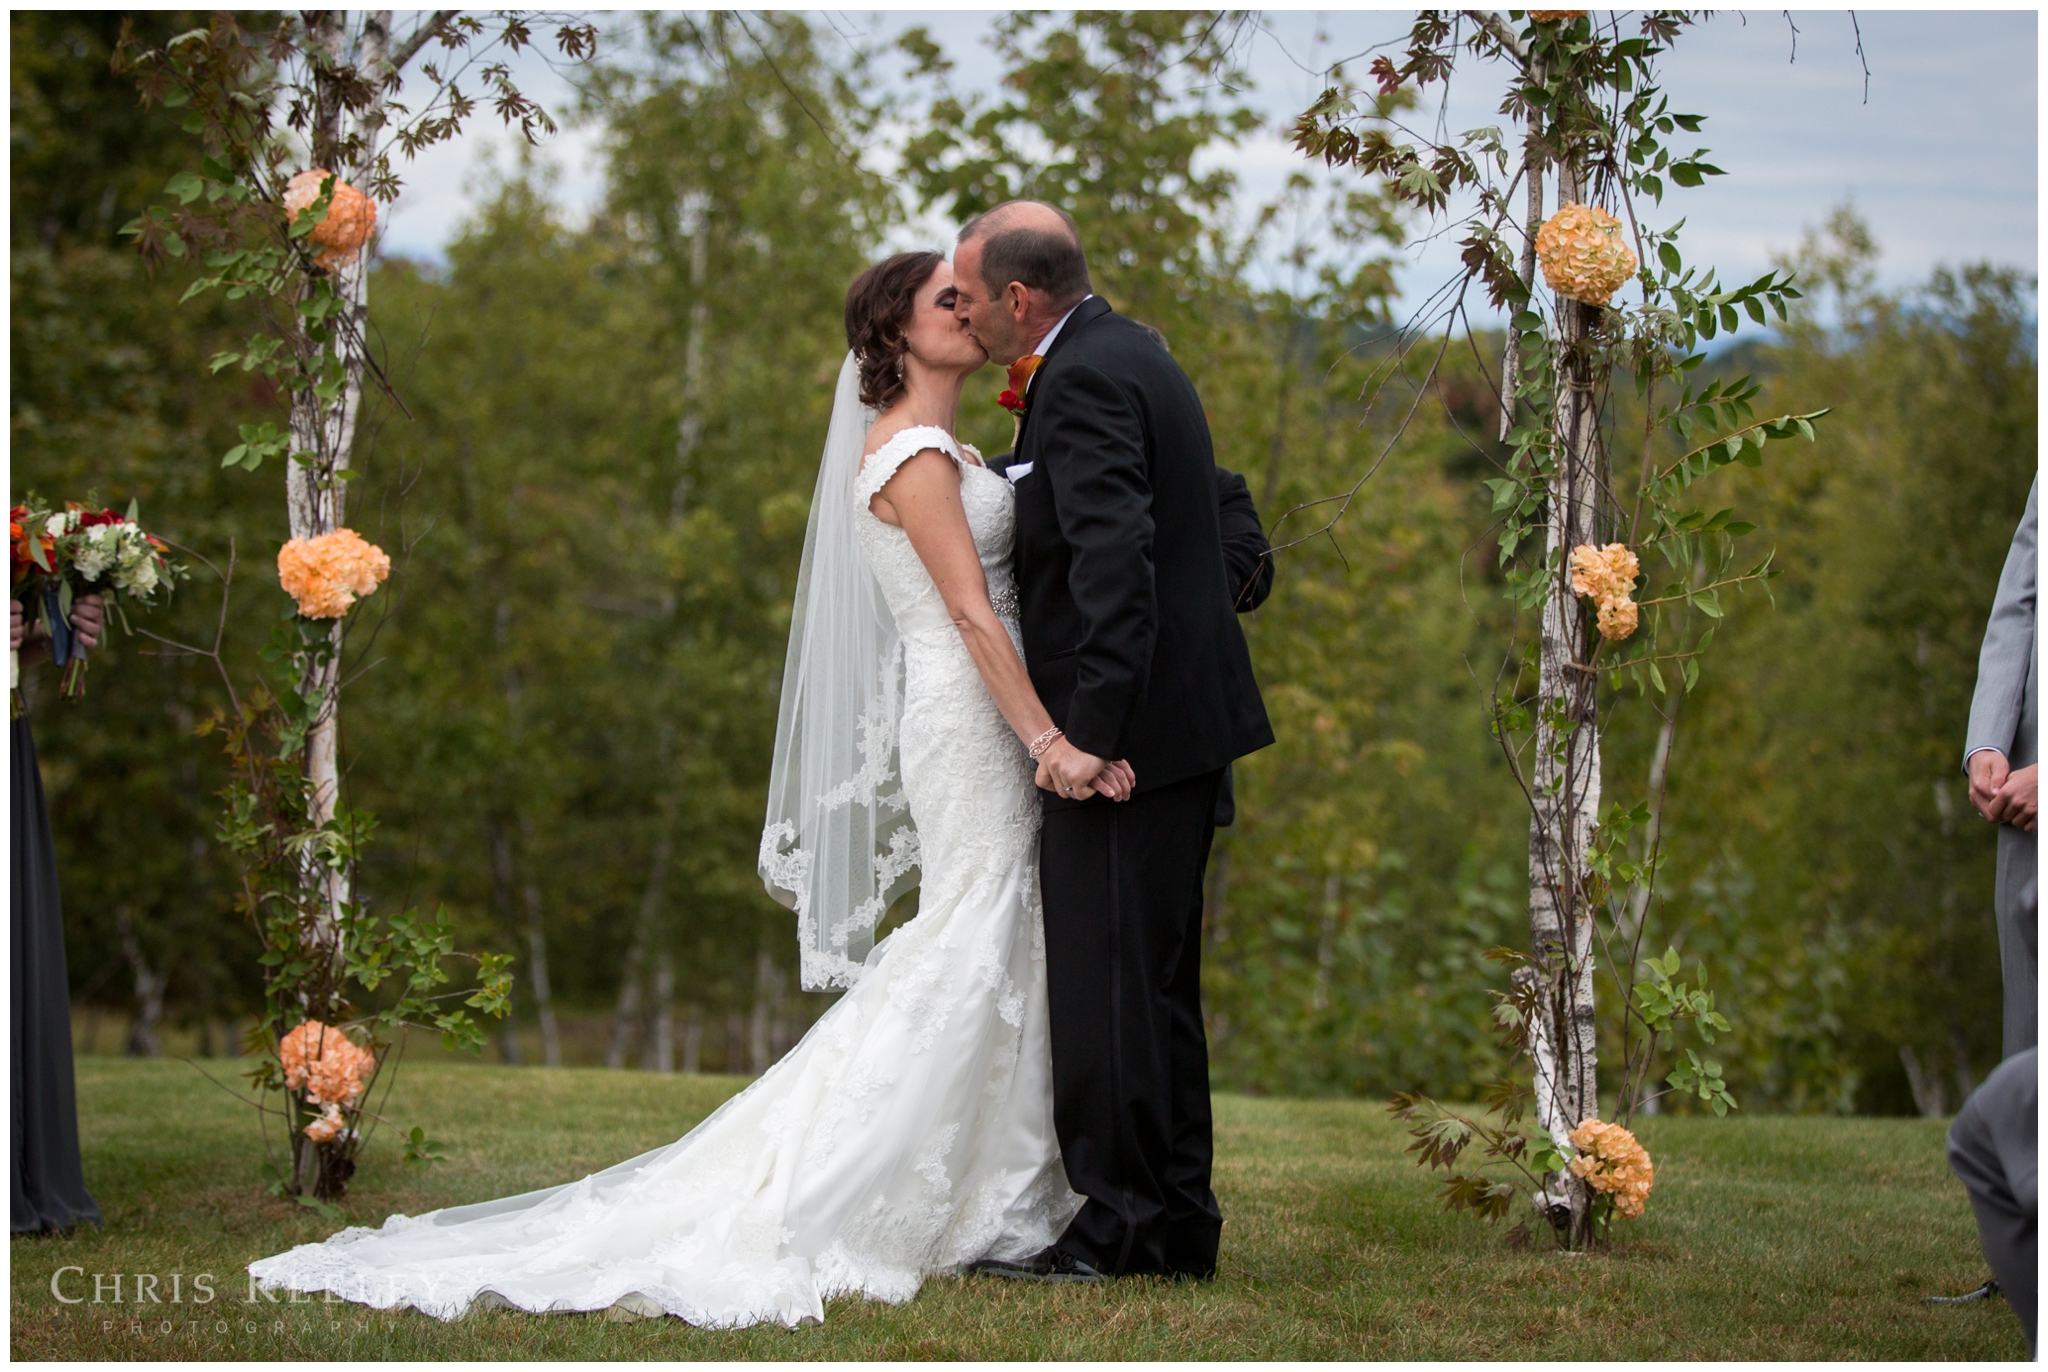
[390,10,459,75]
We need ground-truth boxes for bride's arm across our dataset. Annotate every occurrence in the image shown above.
[875,449,1130,801]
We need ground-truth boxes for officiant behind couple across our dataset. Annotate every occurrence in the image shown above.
[248,200,1274,1326]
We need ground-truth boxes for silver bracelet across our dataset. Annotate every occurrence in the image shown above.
[1027,725,1064,760]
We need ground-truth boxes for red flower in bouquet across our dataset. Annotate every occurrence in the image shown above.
[997,388,1026,416]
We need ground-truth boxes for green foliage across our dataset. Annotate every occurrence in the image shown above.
[400,1124,448,1169]
[1635,210,2036,1113]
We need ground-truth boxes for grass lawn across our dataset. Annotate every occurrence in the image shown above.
[10,1055,2024,1360]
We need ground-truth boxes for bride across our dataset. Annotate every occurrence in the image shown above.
[246,251,1129,1328]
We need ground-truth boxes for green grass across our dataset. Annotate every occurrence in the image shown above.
[10,1056,2023,1360]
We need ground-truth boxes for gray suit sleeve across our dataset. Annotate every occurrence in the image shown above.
[1966,478,2038,768]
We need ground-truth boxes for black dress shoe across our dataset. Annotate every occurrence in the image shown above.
[968,1246,1107,1284]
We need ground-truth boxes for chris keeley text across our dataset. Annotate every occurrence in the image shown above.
[49,1267,395,1307]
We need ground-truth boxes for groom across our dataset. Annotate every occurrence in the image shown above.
[952,201,1273,1281]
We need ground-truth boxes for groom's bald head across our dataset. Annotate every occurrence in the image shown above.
[956,200,1091,313]
[951,200,1091,365]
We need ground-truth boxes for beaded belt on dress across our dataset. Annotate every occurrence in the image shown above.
[988,583,1020,617]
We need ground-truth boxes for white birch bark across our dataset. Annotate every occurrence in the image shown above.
[1526,159,1603,1245]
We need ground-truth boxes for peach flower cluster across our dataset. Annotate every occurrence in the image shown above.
[279,1020,374,1111]
[1568,1117,1654,1219]
[277,528,390,619]
[1569,542,1641,641]
[1536,203,1639,306]
[283,168,377,269]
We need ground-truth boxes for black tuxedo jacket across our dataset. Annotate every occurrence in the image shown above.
[998,297,1272,797]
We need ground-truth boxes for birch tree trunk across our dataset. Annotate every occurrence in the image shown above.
[682,1003,702,1074]
[286,10,454,989]
[1526,156,1604,1247]
[646,949,676,1073]
[516,820,563,1068]
[608,827,673,1068]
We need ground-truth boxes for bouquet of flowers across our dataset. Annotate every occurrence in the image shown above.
[11,494,186,705]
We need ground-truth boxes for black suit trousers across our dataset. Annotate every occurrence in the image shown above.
[1042,769,1224,1277]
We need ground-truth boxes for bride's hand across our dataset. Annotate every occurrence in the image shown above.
[1035,756,1097,799]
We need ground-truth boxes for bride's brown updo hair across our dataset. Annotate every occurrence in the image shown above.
[844,250,945,409]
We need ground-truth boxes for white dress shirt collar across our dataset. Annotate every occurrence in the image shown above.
[1027,294,1094,378]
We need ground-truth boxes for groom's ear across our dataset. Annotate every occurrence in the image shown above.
[1003,281,1031,319]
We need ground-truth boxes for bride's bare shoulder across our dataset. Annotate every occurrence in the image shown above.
[862,413,914,464]
[860,413,959,473]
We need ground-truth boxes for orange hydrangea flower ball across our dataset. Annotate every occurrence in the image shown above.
[1568,1117,1655,1219]
[1568,542,1639,606]
[1536,203,1639,306]
[277,528,391,620]
[1596,597,1640,641]
[278,1021,374,1112]
[283,168,377,269]
[1569,542,1642,641]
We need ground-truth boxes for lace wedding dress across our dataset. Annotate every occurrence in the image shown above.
[248,425,1079,1328]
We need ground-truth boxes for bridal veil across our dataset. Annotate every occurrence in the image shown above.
[758,352,921,989]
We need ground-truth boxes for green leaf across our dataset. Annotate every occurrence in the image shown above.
[1723,521,1756,536]
[161,86,191,109]
[1693,588,1722,618]
[164,171,206,204]
[1658,241,1681,275]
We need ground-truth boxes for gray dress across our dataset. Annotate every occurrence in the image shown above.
[11,713,100,1233]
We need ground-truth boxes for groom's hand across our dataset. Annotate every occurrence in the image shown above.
[1970,749,2013,822]
[1993,764,2038,832]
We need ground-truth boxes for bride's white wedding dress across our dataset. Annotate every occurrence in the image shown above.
[248,425,1079,1328]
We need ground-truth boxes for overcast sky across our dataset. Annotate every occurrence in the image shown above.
[378,9,2037,321]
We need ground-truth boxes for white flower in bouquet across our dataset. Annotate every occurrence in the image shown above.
[71,524,120,582]
[112,534,161,595]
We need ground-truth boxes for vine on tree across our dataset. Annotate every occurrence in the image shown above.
[113,11,592,1204]
[1292,9,1826,1248]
